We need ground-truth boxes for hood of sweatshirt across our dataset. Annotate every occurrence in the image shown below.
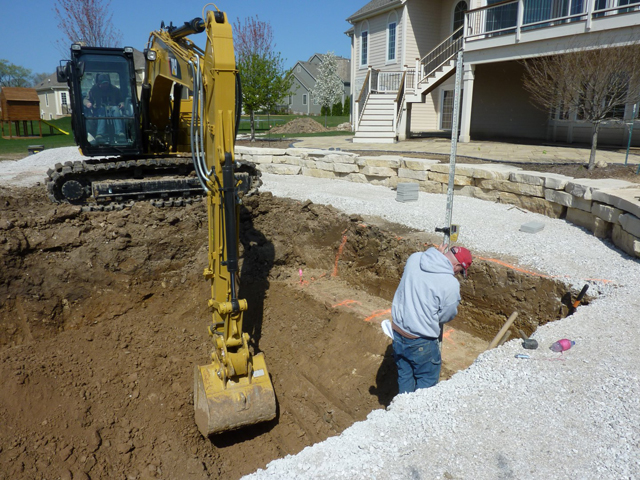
[419,248,454,275]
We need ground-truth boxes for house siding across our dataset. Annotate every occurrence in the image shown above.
[470,61,548,141]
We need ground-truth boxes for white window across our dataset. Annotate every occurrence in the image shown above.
[303,94,307,105]
[45,93,49,107]
[387,22,397,62]
[361,30,368,66]
[61,92,68,105]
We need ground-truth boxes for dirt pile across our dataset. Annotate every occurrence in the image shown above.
[269,118,328,134]
[0,185,570,479]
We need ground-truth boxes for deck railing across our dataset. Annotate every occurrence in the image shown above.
[466,0,640,41]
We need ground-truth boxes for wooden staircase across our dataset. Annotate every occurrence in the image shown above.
[354,27,463,143]
[353,93,396,143]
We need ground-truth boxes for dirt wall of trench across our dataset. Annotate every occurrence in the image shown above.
[0,186,577,480]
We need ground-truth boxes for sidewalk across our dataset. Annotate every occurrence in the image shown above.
[290,135,640,166]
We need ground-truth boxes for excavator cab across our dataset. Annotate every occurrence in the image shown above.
[58,45,143,156]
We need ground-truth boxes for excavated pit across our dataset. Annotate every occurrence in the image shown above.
[0,187,586,480]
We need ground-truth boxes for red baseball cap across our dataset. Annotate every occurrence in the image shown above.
[451,246,473,277]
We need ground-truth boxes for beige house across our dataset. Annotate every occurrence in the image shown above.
[35,74,70,120]
[347,0,640,146]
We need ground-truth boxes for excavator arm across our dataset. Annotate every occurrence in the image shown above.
[146,7,275,435]
[187,8,276,436]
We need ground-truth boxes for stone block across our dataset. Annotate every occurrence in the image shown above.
[345,173,369,184]
[471,187,501,202]
[333,163,360,174]
[358,155,402,168]
[466,164,522,180]
[258,164,301,175]
[592,187,640,219]
[501,192,566,217]
[429,172,473,186]
[419,180,446,194]
[285,148,309,159]
[300,159,317,168]
[612,224,640,258]
[235,146,286,156]
[591,202,623,224]
[398,168,427,181]
[619,213,640,238]
[566,207,612,238]
[325,153,358,164]
[402,158,439,170]
[476,179,544,197]
[509,171,572,189]
[545,189,591,211]
[245,154,273,164]
[453,185,477,197]
[565,178,635,200]
[302,168,337,179]
[362,166,397,177]
[272,155,302,165]
[315,161,334,171]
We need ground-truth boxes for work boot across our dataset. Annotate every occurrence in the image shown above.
[116,133,126,144]
[95,135,104,144]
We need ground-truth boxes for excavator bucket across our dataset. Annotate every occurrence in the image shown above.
[194,352,276,436]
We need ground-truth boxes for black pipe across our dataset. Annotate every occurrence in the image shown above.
[221,152,240,312]
[169,17,205,40]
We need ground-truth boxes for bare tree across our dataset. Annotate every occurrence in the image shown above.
[54,0,122,55]
[233,16,292,141]
[523,43,640,170]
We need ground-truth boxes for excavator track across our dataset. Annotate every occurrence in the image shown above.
[45,156,261,210]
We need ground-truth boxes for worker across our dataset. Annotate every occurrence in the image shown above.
[83,73,126,143]
[391,244,472,394]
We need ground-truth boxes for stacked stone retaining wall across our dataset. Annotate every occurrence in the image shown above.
[236,146,640,259]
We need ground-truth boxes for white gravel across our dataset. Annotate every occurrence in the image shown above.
[2,150,639,479]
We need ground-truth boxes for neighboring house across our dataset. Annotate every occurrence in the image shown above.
[287,54,351,115]
[347,0,640,145]
[35,48,146,121]
[35,73,70,120]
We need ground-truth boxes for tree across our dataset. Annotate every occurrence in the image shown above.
[523,44,640,170]
[343,95,351,116]
[310,52,344,127]
[32,72,53,87]
[53,0,122,55]
[233,16,293,141]
[0,59,33,87]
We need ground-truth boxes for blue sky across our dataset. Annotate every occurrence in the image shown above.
[2,0,358,76]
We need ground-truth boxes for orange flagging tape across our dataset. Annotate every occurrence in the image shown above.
[332,299,362,308]
[364,308,391,322]
[475,255,614,284]
[331,234,348,277]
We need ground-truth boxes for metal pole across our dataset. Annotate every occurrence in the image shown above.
[442,51,464,246]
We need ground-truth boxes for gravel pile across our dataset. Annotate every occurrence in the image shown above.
[2,150,639,479]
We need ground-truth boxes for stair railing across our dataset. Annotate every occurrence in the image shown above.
[416,26,463,86]
[393,71,407,135]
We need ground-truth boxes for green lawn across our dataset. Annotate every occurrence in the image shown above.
[1,114,350,156]
[238,114,350,132]
[0,117,76,155]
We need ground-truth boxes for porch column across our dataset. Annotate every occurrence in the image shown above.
[458,62,476,143]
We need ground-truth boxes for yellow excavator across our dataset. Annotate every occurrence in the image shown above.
[57,6,276,435]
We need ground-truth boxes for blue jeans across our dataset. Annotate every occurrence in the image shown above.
[393,333,441,394]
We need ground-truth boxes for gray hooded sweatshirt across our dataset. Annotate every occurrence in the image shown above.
[391,247,461,339]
